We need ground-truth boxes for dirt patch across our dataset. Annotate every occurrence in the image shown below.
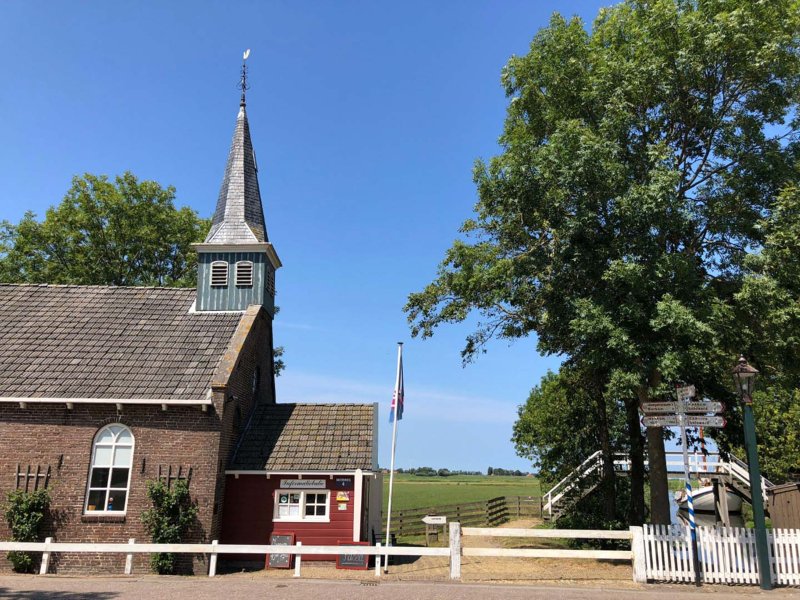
[222,519,634,586]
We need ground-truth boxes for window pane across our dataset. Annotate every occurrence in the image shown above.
[315,505,326,516]
[116,429,133,444]
[86,489,106,511]
[305,504,315,516]
[96,429,114,443]
[278,493,289,505]
[90,467,110,488]
[113,446,132,467]
[289,494,300,504]
[105,491,126,512]
[288,505,299,517]
[110,468,129,488]
[278,505,290,518]
[93,446,112,466]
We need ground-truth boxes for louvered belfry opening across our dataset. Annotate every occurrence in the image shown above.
[236,261,254,287]
[210,261,229,287]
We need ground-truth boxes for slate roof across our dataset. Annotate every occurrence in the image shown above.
[0,284,242,400]
[205,105,269,244]
[231,403,376,471]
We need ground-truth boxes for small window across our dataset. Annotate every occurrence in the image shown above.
[274,490,329,522]
[235,261,254,287]
[85,425,134,514]
[211,261,228,287]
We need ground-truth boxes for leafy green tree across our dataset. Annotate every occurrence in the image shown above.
[3,489,50,573]
[141,479,198,575]
[406,0,800,523]
[0,172,209,286]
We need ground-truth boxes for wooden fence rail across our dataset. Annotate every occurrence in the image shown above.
[389,495,541,537]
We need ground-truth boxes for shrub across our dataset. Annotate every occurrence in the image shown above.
[3,488,51,573]
[141,479,198,574]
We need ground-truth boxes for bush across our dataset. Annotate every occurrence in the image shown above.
[3,488,51,573]
[141,479,198,574]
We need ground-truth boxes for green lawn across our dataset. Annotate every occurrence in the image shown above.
[382,473,541,512]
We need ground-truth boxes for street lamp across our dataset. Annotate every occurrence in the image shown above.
[732,356,772,590]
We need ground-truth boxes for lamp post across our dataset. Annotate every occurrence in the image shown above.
[731,356,772,590]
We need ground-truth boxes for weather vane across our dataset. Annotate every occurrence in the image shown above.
[239,49,251,107]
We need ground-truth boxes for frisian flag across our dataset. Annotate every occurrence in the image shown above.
[389,344,404,422]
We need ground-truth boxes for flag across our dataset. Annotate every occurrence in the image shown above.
[390,345,404,422]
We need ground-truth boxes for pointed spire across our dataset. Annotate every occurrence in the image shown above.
[204,50,268,245]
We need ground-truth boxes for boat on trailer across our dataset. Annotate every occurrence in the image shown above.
[674,485,743,513]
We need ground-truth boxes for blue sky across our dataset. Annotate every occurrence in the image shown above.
[0,1,614,472]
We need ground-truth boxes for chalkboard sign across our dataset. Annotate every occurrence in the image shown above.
[267,533,295,569]
[336,541,369,570]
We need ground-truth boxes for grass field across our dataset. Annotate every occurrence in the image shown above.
[382,473,541,512]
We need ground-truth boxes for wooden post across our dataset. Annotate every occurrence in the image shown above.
[39,537,52,575]
[449,521,461,580]
[630,526,647,583]
[124,538,135,575]
[293,541,302,577]
[718,482,730,527]
[374,542,381,577]
[208,540,218,577]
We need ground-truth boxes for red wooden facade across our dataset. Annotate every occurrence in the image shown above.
[221,474,368,561]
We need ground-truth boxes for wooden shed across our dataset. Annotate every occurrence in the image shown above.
[768,482,800,529]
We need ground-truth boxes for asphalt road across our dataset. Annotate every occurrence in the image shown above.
[0,576,796,599]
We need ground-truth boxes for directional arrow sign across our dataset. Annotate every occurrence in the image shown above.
[642,415,726,428]
[422,515,447,525]
[676,385,696,402]
[641,401,724,414]
[684,415,726,427]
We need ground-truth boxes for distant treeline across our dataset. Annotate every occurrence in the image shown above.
[393,466,531,477]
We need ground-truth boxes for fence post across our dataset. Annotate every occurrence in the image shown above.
[449,521,461,580]
[374,542,381,577]
[293,541,302,577]
[630,526,646,583]
[124,538,135,575]
[39,537,52,575]
[208,540,218,577]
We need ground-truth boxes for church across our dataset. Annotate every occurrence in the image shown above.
[0,66,381,574]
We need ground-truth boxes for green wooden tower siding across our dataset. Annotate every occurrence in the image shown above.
[195,79,280,314]
[196,252,275,314]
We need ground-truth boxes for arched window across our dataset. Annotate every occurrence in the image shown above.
[235,260,254,287]
[210,261,229,287]
[85,425,134,514]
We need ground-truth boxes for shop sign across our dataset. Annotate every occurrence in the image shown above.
[280,479,326,489]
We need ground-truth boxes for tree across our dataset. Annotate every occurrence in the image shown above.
[406,0,800,524]
[0,172,208,286]
[141,479,198,574]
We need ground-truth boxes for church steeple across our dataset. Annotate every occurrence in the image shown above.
[194,51,281,314]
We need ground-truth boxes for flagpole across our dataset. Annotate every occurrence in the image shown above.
[384,342,402,572]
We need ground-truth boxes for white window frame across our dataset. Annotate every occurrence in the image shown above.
[273,489,330,523]
[210,261,229,287]
[235,260,254,287]
[84,424,134,515]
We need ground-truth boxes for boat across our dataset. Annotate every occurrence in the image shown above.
[674,485,742,513]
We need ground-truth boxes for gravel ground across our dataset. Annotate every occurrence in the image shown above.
[0,575,795,600]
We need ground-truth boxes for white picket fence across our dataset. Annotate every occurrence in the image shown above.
[643,524,800,586]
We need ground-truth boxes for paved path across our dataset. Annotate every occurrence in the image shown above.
[0,576,796,599]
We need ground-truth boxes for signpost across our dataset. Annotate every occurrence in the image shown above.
[641,415,725,428]
[640,385,726,587]
[640,401,724,414]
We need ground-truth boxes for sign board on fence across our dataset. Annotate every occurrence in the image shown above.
[676,385,696,401]
[422,515,447,525]
[642,415,725,428]
[641,401,724,414]
[267,533,294,569]
[336,541,369,570]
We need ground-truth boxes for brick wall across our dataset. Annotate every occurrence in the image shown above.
[0,306,276,575]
